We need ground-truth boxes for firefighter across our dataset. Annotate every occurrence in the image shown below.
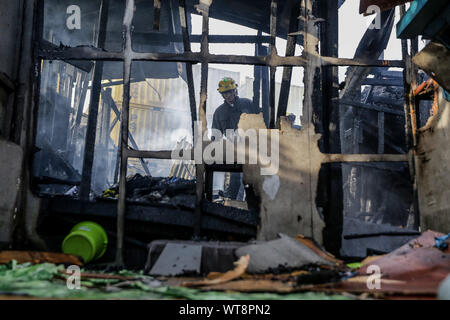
[212,77,261,200]
[212,77,261,135]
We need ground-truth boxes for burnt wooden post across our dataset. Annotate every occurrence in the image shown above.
[79,0,110,200]
[276,1,300,128]
[193,0,212,236]
[253,31,262,109]
[318,0,343,256]
[260,45,270,128]
[115,0,134,266]
[268,0,277,129]
[101,89,151,176]
[400,5,420,230]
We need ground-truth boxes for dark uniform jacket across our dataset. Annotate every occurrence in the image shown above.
[212,96,261,135]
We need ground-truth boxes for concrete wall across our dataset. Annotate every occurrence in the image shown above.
[0,0,22,79]
[0,0,23,138]
[0,0,44,249]
[0,0,24,247]
[0,140,23,247]
[416,89,450,232]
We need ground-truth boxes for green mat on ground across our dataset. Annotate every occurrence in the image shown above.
[0,261,351,300]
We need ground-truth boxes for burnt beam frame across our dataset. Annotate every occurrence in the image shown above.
[39,46,404,68]
[276,1,301,128]
[79,0,110,200]
[318,0,342,257]
[31,0,409,265]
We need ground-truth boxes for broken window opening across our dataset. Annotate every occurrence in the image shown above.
[32,60,124,196]
[132,0,189,54]
[42,0,125,52]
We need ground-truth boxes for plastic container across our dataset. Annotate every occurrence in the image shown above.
[62,221,108,263]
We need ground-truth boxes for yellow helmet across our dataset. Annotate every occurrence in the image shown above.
[217,77,237,93]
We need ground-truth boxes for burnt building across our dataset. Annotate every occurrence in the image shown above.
[0,0,449,300]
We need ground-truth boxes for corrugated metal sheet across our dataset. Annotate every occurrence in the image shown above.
[169,139,196,180]
[109,77,192,153]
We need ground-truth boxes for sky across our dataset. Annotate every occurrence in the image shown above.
[188,1,422,86]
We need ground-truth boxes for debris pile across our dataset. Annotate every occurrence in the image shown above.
[102,174,196,207]
[0,231,449,299]
[0,258,347,300]
[144,232,450,299]
[310,231,450,298]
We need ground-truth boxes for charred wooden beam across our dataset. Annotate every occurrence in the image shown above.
[0,72,15,92]
[100,88,151,176]
[268,0,277,129]
[340,9,396,108]
[38,47,405,68]
[116,0,134,266]
[39,40,94,72]
[68,72,89,164]
[205,169,213,202]
[34,176,80,186]
[362,78,403,86]
[193,0,212,236]
[320,0,340,150]
[340,99,404,116]
[120,33,273,44]
[319,0,342,257]
[125,140,410,166]
[371,95,404,108]
[79,0,110,200]
[260,45,270,127]
[46,198,258,237]
[178,0,197,136]
[323,153,408,163]
[378,112,385,154]
[153,0,161,31]
[36,139,82,182]
[205,164,243,173]
[276,2,300,127]
[301,0,321,241]
[252,31,262,108]
[301,0,319,127]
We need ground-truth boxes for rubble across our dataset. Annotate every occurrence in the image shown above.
[149,243,202,277]
[143,231,450,299]
[181,255,249,287]
[235,234,340,274]
[102,174,196,204]
[0,231,448,300]
[308,231,450,297]
[341,218,420,258]
[145,240,248,275]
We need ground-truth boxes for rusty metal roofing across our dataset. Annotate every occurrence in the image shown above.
[312,231,450,297]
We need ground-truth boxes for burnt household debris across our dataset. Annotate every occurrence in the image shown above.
[0,0,449,301]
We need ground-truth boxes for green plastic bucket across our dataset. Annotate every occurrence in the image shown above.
[62,221,108,263]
